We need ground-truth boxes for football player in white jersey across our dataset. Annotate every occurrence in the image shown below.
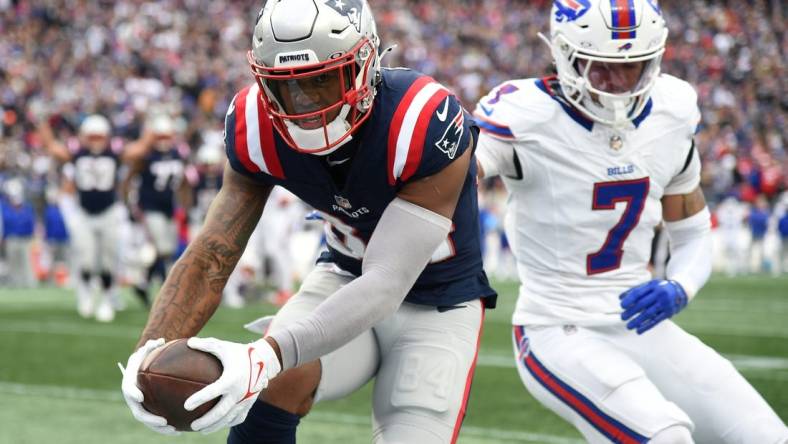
[475,1,787,443]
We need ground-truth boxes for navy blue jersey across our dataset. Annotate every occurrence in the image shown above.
[138,148,186,216]
[225,68,496,308]
[194,171,223,219]
[71,149,119,214]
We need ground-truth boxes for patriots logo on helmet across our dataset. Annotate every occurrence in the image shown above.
[435,109,464,159]
[554,0,591,23]
[324,0,363,33]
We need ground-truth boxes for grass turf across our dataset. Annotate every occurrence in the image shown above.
[0,275,785,443]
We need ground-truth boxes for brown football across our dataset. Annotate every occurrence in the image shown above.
[137,338,223,431]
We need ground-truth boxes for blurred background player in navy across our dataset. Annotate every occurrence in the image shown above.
[122,113,191,307]
[38,114,123,321]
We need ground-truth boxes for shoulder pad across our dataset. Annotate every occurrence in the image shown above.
[473,79,556,141]
[224,83,284,180]
[385,75,474,184]
[650,75,701,136]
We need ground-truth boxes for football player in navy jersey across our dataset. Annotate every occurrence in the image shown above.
[122,114,191,307]
[39,114,123,322]
[120,1,496,442]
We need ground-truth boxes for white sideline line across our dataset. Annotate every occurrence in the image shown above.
[0,382,583,444]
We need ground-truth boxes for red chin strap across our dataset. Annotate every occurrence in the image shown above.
[248,39,377,153]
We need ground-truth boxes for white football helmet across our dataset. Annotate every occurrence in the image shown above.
[248,0,381,155]
[541,0,667,127]
[79,114,112,153]
[79,114,111,137]
[146,114,177,152]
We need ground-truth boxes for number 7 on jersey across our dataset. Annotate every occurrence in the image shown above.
[586,178,650,275]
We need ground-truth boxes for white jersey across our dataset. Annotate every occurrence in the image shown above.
[475,75,701,326]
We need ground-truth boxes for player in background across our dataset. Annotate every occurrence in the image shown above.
[746,194,770,273]
[38,114,123,321]
[474,1,788,443]
[122,114,191,307]
[120,0,496,442]
[0,178,36,288]
[189,139,225,236]
[223,187,305,308]
[716,195,748,276]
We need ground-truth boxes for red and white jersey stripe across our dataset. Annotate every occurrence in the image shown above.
[231,83,284,179]
[387,77,450,185]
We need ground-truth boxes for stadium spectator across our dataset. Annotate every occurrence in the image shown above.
[0,0,784,280]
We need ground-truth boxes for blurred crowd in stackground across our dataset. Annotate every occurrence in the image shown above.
[0,1,786,292]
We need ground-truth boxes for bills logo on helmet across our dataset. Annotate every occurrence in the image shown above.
[554,0,591,23]
[435,109,464,159]
[324,0,363,33]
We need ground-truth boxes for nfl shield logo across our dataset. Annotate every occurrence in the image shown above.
[334,195,352,209]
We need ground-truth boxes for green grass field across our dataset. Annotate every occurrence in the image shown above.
[1,275,786,443]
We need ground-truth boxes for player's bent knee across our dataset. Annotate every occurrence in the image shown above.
[650,425,694,444]
[261,360,321,416]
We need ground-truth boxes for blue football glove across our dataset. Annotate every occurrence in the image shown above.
[619,280,688,334]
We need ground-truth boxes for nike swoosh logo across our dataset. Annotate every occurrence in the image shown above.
[327,157,350,166]
[437,304,467,313]
[478,104,493,116]
[436,97,450,122]
[239,346,265,402]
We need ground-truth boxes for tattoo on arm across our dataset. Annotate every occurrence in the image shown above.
[138,166,271,347]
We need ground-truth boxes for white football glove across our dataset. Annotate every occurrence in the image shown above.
[184,337,281,434]
[118,338,181,436]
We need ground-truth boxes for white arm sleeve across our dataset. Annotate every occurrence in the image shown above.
[664,207,712,300]
[267,198,452,370]
[476,134,519,179]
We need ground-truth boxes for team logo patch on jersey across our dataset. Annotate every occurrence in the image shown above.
[324,0,363,33]
[554,0,591,23]
[435,109,464,159]
[334,194,352,209]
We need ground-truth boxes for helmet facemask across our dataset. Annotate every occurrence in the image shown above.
[249,38,378,155]
[549,32,664,127]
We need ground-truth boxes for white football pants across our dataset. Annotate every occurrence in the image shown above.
[512,322,788,443]
[268,264,486,444]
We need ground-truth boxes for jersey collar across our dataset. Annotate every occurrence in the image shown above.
[535,77,653,131]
